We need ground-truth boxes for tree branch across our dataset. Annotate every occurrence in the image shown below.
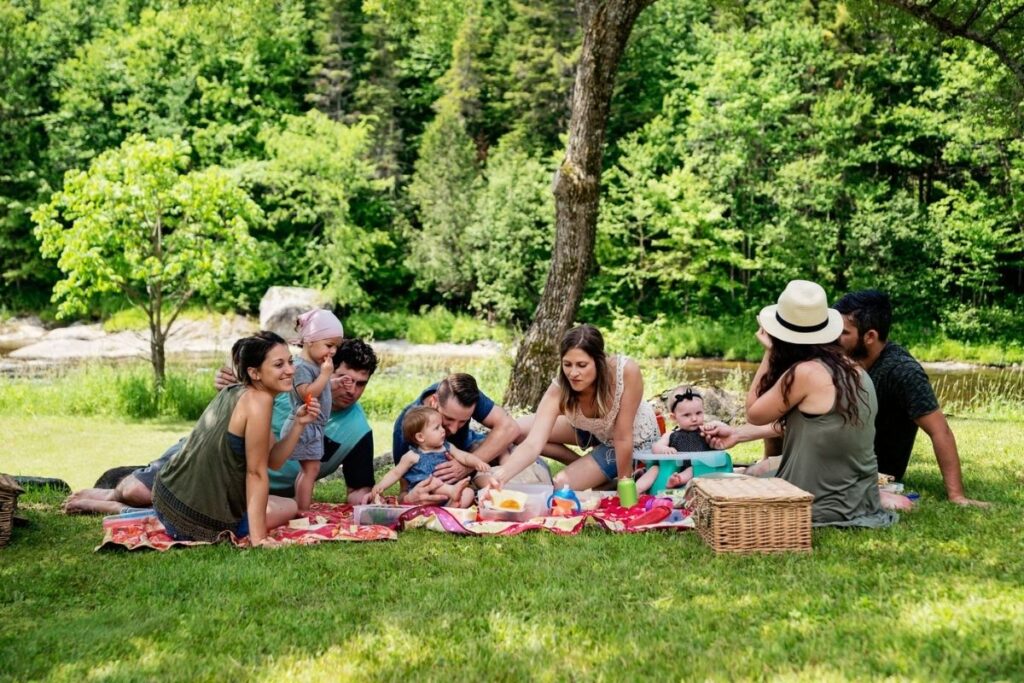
[880,0,1024,92]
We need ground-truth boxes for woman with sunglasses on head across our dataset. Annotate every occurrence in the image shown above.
[739,280,898,526]
[488,324,660,492]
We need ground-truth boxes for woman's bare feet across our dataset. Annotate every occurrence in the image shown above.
[62,489,125,515]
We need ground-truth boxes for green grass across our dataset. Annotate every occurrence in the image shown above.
[2,413,1022,681]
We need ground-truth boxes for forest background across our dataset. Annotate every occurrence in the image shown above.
[3,0,1023,363]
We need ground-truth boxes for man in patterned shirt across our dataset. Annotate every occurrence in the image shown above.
[833,290,989,508]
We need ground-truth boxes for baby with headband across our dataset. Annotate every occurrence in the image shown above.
[283,309,344,512]
[636,386,715,493]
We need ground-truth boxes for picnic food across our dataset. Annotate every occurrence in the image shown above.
[488,489,527,512]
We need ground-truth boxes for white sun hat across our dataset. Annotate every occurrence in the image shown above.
[758,280,843,345]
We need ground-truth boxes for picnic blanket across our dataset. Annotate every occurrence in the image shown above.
[97,503,396,551]
[98,495,692,551]
[397,494,693,535]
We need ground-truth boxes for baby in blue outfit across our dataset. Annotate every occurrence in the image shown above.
[372,406,490,507]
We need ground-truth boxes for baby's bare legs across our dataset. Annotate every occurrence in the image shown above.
[295,460,320,513]
[667,466,694,488]
[635,465,659,494]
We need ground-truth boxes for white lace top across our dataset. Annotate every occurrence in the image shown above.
[565,355,660,447]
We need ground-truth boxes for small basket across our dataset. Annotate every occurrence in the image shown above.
[0,474,25,548]
[691,476,813,554]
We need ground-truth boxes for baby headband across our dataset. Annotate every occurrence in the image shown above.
[670,388,702,412]
[293,309,344,345]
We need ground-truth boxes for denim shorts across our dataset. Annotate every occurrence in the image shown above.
[575,428,617,480]
[155,509,249,541]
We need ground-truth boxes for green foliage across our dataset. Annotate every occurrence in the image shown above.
[467,142,554,322]
[407,97,481,302]
[34,136,265,319]
[244,111,391,308]
[0,364,216,421]
[44,0,314,172]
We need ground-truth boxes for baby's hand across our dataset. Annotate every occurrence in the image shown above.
[652,443,677,455]
[474,461,491,473]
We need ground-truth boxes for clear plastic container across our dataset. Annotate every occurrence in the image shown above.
[478,483,552,522]
[351,504,414,526]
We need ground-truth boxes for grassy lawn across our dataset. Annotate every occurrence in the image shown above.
[2,414,1022,681]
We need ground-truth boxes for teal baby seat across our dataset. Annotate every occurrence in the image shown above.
[647,451,733,493]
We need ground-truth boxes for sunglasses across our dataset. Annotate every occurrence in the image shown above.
[669,389,702,413]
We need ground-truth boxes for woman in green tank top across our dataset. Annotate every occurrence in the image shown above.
[153,332,320,545]
[744,281,895,527]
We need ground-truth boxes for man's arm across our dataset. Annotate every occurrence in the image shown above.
[915,410,990,508]
[466,404,520,464]
[338,431,375,505]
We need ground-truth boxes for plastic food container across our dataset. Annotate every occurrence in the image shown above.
[478,483,552,522]
[576,489,617,511]
[351,504,414,526]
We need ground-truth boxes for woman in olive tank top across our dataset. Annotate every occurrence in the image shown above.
[153,332,320,545]
[745,281,896,527]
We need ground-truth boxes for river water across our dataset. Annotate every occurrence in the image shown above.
[2,352,1022,409]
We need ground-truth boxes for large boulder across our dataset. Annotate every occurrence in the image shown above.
[0,317,46,354]
[259,287,332,341]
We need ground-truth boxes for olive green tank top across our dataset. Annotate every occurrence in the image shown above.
[777,366,888,526]
[153,384,248,541]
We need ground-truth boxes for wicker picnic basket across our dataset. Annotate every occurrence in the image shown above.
[691,475,813,554]
[0,473,25,548]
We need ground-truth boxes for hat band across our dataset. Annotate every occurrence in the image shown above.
[776,312,828,333]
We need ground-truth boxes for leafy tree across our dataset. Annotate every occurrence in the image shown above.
[0,0,146,308]
[505,0,656,410]
[33,136,264,391]
[243,111,391,309]
[406,96,481,302]
[468,142,554,322]
[44,0,314,174]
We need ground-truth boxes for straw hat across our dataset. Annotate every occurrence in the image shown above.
[758,280,843,345]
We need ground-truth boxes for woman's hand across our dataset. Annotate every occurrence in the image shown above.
[756,326,773,350]
[251,536,282,549]
[700,421,738,450]
[295,397,321,425]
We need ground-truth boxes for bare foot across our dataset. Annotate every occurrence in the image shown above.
[448,477,471,508]
[63,489,119,514]
[880,490,915,511]
[458,486,476,508]
[63,492,127,516]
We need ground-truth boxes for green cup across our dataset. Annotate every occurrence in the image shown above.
[617,477,638,507]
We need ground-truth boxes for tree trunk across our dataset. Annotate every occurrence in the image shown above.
[504,0,656,412]
[151,325,166,396]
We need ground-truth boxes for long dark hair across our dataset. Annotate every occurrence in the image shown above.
[757,336,867,425]
[558,324,612,417]
[231,331,287,386]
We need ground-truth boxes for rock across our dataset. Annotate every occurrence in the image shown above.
[0,317,46,353]
[259,287,332,341]
[654,385,744,425]
[43,322,106,341]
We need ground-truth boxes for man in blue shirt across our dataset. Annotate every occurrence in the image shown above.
[391,373,522,504]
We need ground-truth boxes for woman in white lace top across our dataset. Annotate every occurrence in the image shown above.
[489,324,659,490]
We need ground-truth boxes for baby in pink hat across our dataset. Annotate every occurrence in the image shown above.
[284,309,344,513]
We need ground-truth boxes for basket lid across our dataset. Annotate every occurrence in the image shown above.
[0,474,25,495]
[694,475,813,502]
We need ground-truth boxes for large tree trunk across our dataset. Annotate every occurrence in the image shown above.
[504,0,656,412]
